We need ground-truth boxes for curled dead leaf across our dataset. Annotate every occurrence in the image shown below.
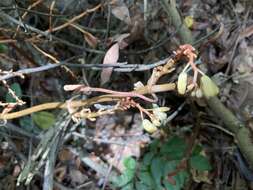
[84,32,98,48]
[111,2,131,25]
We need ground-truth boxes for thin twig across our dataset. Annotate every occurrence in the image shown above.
[0,56,173,81]
[0,6,69,17]
[0,63,61,81]
[0,11,104,53]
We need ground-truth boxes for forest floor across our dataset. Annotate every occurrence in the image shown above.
[0,0,253,189]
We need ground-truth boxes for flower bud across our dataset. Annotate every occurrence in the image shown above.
[153,110,167,124]
[191,90,196,97]
[200,75,219,98]
[142,119,157,133]
[195,88,203,98]
[151,117,161,127]
[177,72,188,95]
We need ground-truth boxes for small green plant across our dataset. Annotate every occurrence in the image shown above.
[112,157,137,190]
[32,111,56,130]
[113,136,212,190]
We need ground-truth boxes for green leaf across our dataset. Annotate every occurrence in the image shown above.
[139,171,155,187]
[191,145,202,156]
[161,136,187,160]
[5,83,22,103]
[143,152,154,166]
[19,117,32,129]
[190,155,212,171]
[163,170,189,190]
[113,157,136,188]
[163,160,179,175]
[124,157,136,170]
[32,111,56,130]
[175,170,189,188]
[139,164,149,173]
[121,182,134,190]
[150,139,160,152]
[151,157,163,186]
[0,43,8,53]
[19,117,41,134]
[163,160,189,189]
[113,169,135,187]
[135,181,151,190]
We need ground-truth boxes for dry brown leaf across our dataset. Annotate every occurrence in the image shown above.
[115,33,130,49]
[234,2,245,13]
[58,148,74,162]
[114,33,130,42]
[239,25,253,40]
[69,169,88,184]
[100,43,119,85]
[111,2,131,25]
[84,32,98,48]
[97,114,150,172]
[108,33,130,49]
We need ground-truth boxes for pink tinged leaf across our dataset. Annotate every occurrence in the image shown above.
[100,43,119,85]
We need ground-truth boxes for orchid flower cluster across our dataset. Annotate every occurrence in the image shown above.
[142,45,220,133]
[176,45,219,99]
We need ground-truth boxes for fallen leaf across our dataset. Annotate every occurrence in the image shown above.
[58,148,74,162]
[114,33,130,49]
[234,2,245,13]
[100,43,119,85]
[114,33,130,43]
[70,169,88,184]
[84,32,98,48]
[239,25,253,40]
[111,2,131,25]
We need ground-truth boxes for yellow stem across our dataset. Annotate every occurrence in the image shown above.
[0,83,175,120]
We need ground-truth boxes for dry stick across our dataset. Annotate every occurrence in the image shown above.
[33,3,102,39]
[0,6,65,17]
[163,0,253,167]
[49,1,56,36]
[31,43,77,80]
[31,43,60,63]
[0,56,172,81]
[13,0,43,37]
[0,12,104,54]
[0,63,61,81]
